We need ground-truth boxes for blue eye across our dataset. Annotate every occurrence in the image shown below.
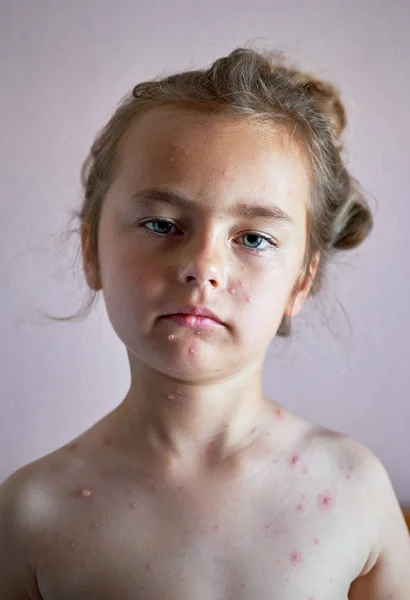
[141,219,176,235]
[240,232,276,252]
[240,231,279,253]
[139,219,278,253]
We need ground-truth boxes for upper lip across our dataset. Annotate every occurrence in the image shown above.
[165,305,225,325]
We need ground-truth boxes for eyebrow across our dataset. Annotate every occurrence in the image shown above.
[127,187,295,227]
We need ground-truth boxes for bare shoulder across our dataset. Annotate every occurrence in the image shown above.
[0,440,87,540]
[0,442,91,597]
[307,424,398,503]
[316,431,410,596]
[0,461,49,599]
[306,424,410,572]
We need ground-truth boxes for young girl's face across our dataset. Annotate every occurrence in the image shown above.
[86,106,314,380]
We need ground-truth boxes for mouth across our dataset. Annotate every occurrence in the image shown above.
[161,305,226,329]
[163,314,225,330]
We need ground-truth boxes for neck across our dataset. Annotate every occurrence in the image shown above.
[111,358,274,477]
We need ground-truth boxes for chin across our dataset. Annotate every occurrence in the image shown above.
[127,339,232,380]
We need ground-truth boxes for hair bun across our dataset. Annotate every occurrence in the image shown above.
[331,186,374,250]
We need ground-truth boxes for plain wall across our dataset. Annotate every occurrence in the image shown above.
[0,0,409,504]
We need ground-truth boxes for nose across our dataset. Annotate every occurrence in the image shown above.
[176,230,228,291]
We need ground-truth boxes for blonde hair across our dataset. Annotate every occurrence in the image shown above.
[53,43,373,336]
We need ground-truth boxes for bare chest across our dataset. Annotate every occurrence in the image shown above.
[33,455,365,600]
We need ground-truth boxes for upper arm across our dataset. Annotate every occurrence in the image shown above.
[0,469,38,599]
[348,457,410,599]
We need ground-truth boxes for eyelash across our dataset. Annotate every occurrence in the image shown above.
[138,218,279,253]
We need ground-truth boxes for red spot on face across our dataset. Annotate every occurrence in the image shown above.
[68,443,78,452]
[345,474,351,480]
[240,583,246,589]
[290,551,302,565]
[314,538,320,545]
[103,437,112,446]
[144,562,153,572]
[296,504,305,512]
[126,487,133,493]
[318,491,334,510]
[213,524,219,531]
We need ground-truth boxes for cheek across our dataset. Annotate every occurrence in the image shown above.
[229,265,292,323]
[100,249,156,319]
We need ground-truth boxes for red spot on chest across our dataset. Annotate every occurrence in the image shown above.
[317,491,335,510]
[290,551,302,565]
[273,408,285,420]
[290,454,301,466]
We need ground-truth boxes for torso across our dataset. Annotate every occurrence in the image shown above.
[19,406,374,600]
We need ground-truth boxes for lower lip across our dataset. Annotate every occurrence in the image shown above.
[163,314,224,329]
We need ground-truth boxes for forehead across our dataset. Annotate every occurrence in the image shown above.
[113,105,311,221]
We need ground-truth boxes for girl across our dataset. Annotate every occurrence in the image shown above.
[1,45,409,599]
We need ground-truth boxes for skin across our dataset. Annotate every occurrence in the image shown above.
[1,106,410,599]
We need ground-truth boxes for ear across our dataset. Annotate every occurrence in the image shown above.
[80,222,102,291]
[285,251,321,318]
